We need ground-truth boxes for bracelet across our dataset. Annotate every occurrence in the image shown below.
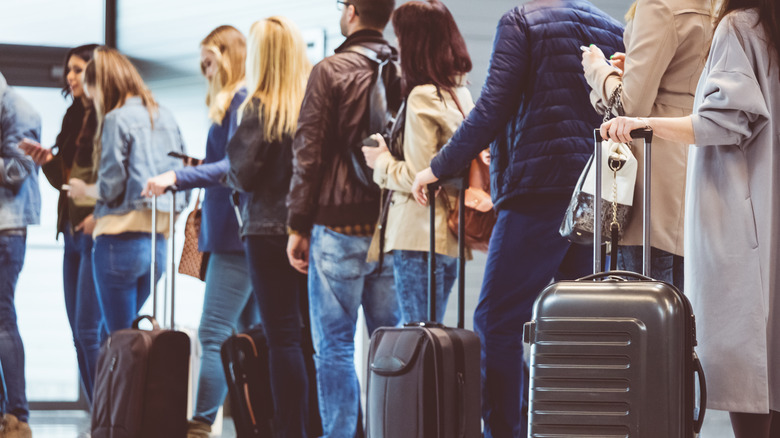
[639,117,651,130]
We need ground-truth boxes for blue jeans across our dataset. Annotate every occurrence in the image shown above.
[392,250,456,323]
[92,232,165,333]
[308,225,400,438]
[245,235,309,438]
[617,245,684,291]
[193,252,259,425]
[474,197,593,438]
[0,233,29,423]
[63,229,108,403]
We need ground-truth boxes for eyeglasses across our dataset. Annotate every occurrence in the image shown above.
[337,0,359,15]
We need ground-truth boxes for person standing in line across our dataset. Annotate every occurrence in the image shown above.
[225,16,313,437]
[362,0,474,323]
[19,44,109,406]
[410,1,624,435]
[0,70,41,438]
[582,0,715,290]
[68,47,189,334]
[142,25,260,438]
[600,1,780,435]
[285,0,401,436]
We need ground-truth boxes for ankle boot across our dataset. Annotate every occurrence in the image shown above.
[186,419,211,438]
[2,414,31,438]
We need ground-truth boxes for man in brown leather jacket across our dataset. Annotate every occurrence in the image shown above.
[285,1,401,436]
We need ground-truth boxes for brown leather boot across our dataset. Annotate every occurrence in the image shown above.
[2,414,31,438]
[186,419,211,438]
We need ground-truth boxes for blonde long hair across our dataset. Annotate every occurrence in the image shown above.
[242,16,311,142]
[84,46,157,172]
[202,25,246,124]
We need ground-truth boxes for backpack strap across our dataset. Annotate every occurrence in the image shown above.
[344,45,395,135]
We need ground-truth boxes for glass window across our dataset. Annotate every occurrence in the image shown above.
[0,0,104,47]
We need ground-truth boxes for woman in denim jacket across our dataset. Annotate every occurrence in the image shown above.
[225,17,312,437]
[20,44,109,405]
[69,46,188,334]
[143,26,260,438]
[362,0,474,323]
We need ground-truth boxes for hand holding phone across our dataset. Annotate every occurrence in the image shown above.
[362,135,379,147]
[18,138,53,165]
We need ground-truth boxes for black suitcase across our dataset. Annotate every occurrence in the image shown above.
[523,129,707,437]
[221,293,321,437]
[92,191,191,438]
[365,177,481,438]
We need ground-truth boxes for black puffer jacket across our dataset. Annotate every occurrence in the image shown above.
[286,30,401,235]
[430,0,624,210]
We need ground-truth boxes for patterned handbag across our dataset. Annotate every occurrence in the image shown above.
[178,190,209,281]
[559,84,636,244]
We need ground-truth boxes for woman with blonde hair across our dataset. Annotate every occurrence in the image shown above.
[225,16,312,437]
[68,46,189,332]
[143,25,260,437]
[581,0,715,289]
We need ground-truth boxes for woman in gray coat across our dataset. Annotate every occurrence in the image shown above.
[600,1,780,436]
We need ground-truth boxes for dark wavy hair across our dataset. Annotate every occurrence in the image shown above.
[61,44,100,97]
[391,0,472,97]
[716,0,780,80]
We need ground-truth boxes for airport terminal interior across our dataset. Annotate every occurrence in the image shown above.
[0,0,739,436]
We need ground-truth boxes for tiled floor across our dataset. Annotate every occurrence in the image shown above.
[29,409,734,437]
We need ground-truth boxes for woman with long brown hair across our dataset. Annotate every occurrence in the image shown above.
[362,0,474,323]
[143,25,260,437]
[600,0,780,435]
[69,46,189,334]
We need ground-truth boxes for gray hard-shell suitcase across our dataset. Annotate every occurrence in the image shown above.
[92,191,190,438]
[365,178,481,438]
[523,129,707,437]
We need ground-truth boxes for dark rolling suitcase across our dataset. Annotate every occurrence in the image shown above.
[92,191,190,438]
[221,295,321,437]
[523,129,707,437]
[365,177,481,438]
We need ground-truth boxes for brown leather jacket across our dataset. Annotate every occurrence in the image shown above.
[286,30,401,235]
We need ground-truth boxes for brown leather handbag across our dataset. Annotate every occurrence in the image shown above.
[178,191,209,281]
[447,151,496,252]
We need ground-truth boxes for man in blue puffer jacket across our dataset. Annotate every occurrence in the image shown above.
[412,1,624,436]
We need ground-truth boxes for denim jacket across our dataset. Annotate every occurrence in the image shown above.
[0,73,42,230]
[94,97,189,218]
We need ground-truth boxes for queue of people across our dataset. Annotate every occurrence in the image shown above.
[0,0,778,437]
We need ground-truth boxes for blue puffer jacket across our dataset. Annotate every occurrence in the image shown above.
[431,0,624,210]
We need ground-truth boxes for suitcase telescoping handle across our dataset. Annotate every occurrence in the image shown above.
[427,175,467,329]
[592,128,652,275]
[151,185,178,329]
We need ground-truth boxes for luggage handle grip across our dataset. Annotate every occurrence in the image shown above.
[694,352,707,434]
[577,270,653,282]
[132,315,160,331]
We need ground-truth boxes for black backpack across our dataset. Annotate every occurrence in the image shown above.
[344,45,400,193]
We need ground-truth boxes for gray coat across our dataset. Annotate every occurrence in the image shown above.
[687,9,780,413]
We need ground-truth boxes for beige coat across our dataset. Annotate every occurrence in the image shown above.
[586,0,713,255]
[687,9,780,413]
[368,84,474,261]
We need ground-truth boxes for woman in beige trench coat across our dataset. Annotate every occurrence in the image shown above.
[582,0,714,289]
[600,1,780,436]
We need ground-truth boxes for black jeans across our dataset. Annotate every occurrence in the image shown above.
[244,235,309,438]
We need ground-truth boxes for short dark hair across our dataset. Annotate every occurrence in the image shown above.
[62,44,100,97]
[392,0,472,95]
[352,0,396,30]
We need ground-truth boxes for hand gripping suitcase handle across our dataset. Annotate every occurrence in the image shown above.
[592,128,653,275]
[151,185,179,328]
[693,352,707,435]
[428,173,467,328]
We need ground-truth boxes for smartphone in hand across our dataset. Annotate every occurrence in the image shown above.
[362,135,379,147]
[168,151,203,166]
